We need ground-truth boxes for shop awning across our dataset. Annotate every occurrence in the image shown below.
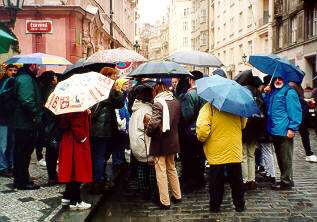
[0,26,17,54]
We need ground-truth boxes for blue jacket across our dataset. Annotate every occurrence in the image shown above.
[264,85,302,137]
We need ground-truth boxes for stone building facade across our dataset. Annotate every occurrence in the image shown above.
[212,0,273,78]
[272,0,317,87]
[191,0,209,52]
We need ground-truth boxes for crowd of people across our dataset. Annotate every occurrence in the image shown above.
[0,62,317,213]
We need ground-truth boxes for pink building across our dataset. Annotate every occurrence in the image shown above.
[0,0,138,68]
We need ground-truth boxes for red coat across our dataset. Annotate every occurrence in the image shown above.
[58,111,92,183]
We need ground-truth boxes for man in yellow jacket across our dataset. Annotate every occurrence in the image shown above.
[196,103,247,213]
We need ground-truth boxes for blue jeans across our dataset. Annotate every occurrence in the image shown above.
[91,137,112,182]
[0,125,9,171]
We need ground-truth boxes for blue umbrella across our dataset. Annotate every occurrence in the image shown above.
[196,75,260,117]
[249,54,305,83]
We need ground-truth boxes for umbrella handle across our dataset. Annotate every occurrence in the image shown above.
[269,63,279,85]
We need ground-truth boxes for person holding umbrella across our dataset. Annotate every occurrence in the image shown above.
[195,75,260,213]
[263,77,302,190]
[45,71,115,210]
[249,55,303,190]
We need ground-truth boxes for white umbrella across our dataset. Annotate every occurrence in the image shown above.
[167,50,223,68]
[45,72,114,115]
[86,47,147,63]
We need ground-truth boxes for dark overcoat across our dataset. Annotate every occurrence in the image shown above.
[146,99,181,156]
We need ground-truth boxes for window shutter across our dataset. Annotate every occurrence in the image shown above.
[273,26,277,51]
[283,21,288,47]
[297,12,304,42]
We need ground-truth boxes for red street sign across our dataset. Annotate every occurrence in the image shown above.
[26,20,53,34]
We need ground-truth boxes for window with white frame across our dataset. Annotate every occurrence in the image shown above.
[248,40,253,55]
[230,47,234,64]
[201,32,207,46]
[223,50,227,64]
[192,20,195,30]
[183,21,188,31]
[183,37,188,46]
[239,12,243,32]
[247,5,253,26]
[239,44,243,62]
[223,23,227,40]
[201,9,207,23]
[308,5,317,37]
[184,8,190,16]
[290,16,297,43]
[230,17,234,37]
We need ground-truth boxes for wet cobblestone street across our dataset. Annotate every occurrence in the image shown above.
[90,132,317,222]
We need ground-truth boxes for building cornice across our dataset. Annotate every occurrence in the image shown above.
[274,37,317,54]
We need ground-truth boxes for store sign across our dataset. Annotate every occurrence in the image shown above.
[26,20,53,34]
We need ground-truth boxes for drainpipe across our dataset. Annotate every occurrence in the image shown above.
[110,0,114,49]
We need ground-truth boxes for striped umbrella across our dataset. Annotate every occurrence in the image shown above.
[5,53,72,65]
[86,48,147,63]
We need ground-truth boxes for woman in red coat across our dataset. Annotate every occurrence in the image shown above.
[58,110,92,210]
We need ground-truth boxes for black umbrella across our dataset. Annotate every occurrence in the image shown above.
[62,58,115,79]
[128,61,192,78]
[234,70,253,86]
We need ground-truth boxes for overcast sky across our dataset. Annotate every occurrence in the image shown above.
[138,0,170,24]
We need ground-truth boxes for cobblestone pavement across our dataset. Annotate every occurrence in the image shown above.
[90,132,317,222]
[0,156,64,222]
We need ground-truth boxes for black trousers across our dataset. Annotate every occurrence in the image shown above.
[13,129,37,186]
[180,134,205,188]
[209,163,245,210]
[45,140,59,181]
[299,116,314,156]
[63,182,81,204]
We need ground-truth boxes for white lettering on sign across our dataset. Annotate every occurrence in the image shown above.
[26,20,53,34]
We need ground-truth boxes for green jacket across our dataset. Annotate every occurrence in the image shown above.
[90,88,124,138]
[10,68,43,130]
[181,87,206,125]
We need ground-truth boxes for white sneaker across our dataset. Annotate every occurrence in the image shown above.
[69,201,91,210]
[306,155,317,162]
[61,199,70,206]
[37,159,47,167]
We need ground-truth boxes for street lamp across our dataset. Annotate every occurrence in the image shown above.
[2,0,24,27]
[133,40,140,52]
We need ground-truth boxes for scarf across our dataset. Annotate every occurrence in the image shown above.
[154,91,174,132]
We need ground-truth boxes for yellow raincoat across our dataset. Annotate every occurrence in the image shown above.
[196,103,247,165]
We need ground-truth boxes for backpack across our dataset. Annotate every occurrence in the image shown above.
[0,77,16,119]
